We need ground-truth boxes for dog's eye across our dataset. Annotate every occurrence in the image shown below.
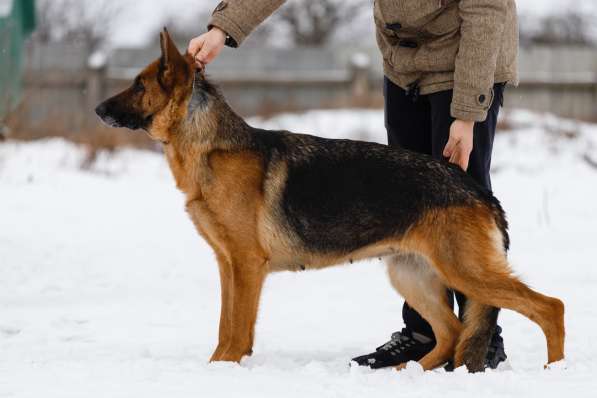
[133,78,145,93]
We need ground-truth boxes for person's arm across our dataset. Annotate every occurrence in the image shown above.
[451,0,508,122]
[188,0,285,66]
[443,0,508,171]
[209,0,285,48]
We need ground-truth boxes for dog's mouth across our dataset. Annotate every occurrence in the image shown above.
[98,115,146,131]
[96,104,154,132]
[98,115,121,129]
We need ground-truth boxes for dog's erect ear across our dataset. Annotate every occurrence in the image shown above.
[159,27,188,88]
[160,27,179,65]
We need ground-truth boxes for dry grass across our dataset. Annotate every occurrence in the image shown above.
[4,102,159,169]
[5,100,156,149]
[11,125,159,170]
[251,91,384,118]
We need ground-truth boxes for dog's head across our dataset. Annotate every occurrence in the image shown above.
[95,28,210,143]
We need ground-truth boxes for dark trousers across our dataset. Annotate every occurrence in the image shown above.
[384,77,505,338]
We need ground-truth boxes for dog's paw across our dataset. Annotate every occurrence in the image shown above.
[213,347,252,363]
[209,344,230,362]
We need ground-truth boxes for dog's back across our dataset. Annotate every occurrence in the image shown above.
[248,129,508,256]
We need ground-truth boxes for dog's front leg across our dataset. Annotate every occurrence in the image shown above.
[217,255,267,363]
[210,252,234,362]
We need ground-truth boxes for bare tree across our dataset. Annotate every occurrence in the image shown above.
[31,0,121,53]
[520,12,594,46]
[153,0,370,48]
[158,9,274,49]
[275,0,370,47]
[159,11,213,45]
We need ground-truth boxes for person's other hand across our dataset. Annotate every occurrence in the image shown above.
[443,119,475,171]
[187,27,227,68]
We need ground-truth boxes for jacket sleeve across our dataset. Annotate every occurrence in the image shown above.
[208,0,286,47]
[451,0,508,122]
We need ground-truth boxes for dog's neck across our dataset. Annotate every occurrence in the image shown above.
[187,71,209,116]
[167,84,254,197]
[183,79,252,151]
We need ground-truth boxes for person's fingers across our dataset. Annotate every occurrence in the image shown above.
[187,35,205,57]
[446,143,469,171]
[443,135,459,158]
[196,45,212,63]
[188,29,227,68]
[461,157,469,171]
[445,120,473,171]
[457,149,468,171]
[455,145,471,171]
[462,145,472,171]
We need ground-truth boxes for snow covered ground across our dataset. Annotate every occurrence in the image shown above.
[1,109,597,397]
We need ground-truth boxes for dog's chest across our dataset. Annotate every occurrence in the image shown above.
[164,145,211,198]
[179,149,268,259]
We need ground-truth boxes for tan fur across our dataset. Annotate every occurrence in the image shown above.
[180,150,268,361]
[399,206,565,366]
[387,254,462,370]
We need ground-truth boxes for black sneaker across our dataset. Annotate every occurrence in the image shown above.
[444,325,508,371]
[351,328,436,369]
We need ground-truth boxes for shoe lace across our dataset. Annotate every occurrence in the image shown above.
[378,329,418,353]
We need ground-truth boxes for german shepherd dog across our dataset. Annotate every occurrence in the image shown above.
[96,29,565,372]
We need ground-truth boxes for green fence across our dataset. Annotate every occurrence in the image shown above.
[0,0,35,118]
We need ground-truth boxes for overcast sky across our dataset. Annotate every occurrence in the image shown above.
[107,0,596,47]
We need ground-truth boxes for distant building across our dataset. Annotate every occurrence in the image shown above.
[0,0,36,119]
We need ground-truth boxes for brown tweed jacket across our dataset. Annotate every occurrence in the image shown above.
[209,0,519,122]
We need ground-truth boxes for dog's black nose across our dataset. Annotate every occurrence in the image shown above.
[95,102,107,118]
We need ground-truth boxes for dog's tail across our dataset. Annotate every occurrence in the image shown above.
[454,300,500,372]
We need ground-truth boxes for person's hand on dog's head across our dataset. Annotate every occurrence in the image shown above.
[188,27,227,69]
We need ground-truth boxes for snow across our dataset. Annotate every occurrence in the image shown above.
[1,109,597,397]
[0,0,12,18]
[350,52,371,69]
[88,51,108,70]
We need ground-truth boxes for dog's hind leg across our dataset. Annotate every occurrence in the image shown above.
[386,253,462,371]
[454,300,500,372]
[411,208,565,366]
[447,257,565,366]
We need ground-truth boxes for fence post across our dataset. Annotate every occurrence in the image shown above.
[594,80,597,121]
[350,52,371,98]
[86,52,107,127]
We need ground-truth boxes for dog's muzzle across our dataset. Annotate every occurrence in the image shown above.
[95,102,121,128]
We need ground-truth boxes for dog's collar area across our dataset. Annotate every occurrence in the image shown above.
[187,71,209,117]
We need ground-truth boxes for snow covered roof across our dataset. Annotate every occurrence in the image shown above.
[0,0,13,18]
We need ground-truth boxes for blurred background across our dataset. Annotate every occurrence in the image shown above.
[2,2,597,395]
[1,0,596,148]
